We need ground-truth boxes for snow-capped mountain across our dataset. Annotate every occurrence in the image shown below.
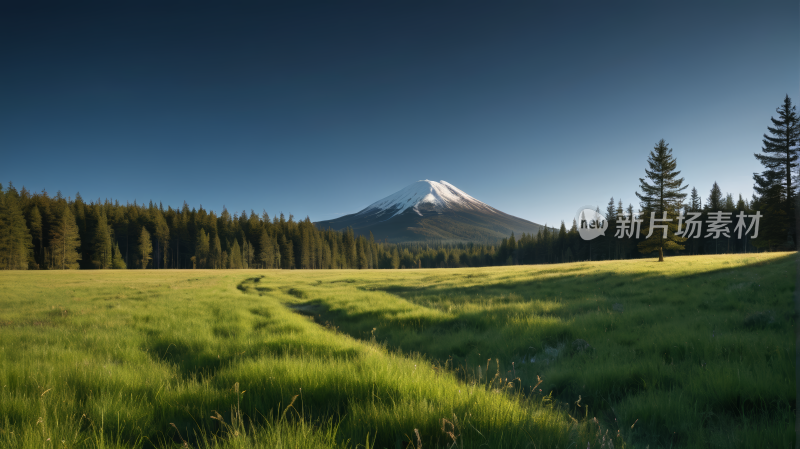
[315,180,547,243]
[357,180,496,219]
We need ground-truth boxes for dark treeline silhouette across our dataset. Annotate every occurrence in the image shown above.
[0,183,509,270]
[512,187,767,266]
[0,185,393,270]
[0,178,781,272]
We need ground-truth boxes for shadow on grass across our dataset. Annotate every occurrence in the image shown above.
[290,253,795,448]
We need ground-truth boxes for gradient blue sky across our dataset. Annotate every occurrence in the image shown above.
[1,1,798,227]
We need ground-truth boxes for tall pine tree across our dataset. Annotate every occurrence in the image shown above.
[636,139,688,261]
[154,213,169,268]
[27,205,43,267]
[753,95,799,248]
[139,227,153,269]
[92,212,113,269]
[259,231,275,269]
[706,182,723,211]
[605,197,616,260]
[112,242,127,269]
[0,184,34,270]
[195,229,210,268]
[49,203,81,270]
[230,239,242,269]
[689,187,702,211]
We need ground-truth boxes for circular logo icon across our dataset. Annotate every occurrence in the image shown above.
[575,206,607,241]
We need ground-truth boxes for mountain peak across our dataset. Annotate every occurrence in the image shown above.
[359,180,494,220]
[315,179,546,243]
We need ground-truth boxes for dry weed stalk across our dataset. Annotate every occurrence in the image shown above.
[533,375,543,392]
[282,394,300,418]
[169,423,189,448]
[440,414,462,448]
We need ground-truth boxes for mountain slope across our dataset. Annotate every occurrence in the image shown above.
[315,180,548,243]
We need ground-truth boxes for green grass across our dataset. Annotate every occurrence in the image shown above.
[0,253,795,448]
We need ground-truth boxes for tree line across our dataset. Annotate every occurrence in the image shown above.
[529,94,796,263]
[0,187,383,270]
[0,185,512,270]
[561,94,797,262]
[505,180,769,266]
[0,95,795,270]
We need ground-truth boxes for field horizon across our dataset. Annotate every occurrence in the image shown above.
[1,252,795,448]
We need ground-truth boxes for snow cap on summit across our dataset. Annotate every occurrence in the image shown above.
[357,180,495,218]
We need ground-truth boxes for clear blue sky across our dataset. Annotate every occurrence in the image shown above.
[1,1,797,227]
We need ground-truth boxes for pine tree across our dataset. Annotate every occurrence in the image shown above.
[322,241,332,269]
[112,242,127,269]
[369,232,378,268]
[0,184,34,269]
[195,229,209,268]
[507,232,517,265]
[154,213,169,269]
[274,237,281,268]
[139,227,153,269]
[625,203,636,260]
[357,237,368,269]
[689,187,702,211]
[615,199,624,259]
[330,237,340,269]
[73,194,88,268]
[635,139,688,261]
[605,197,616,260]
[557,221,568,262]
[222,250,229,269]
[736,194,747,212]
[753,95,799,247]
[279,236,294,269]
[300,228,311,269]
[706,182,723,211]
[443,250,454,268]
[28,205,43,267]
[92,213,113,269]
[390,247,400,269]
[49,204,81,270]
[210,232,222,269]
[259,231,275,269]
[345,228,357,268]
[724,193,735,212]
[752,175,789,250]
[496,238,508,264]
[680,190,699,255]
[230,239,242,269]
[244,238,254,269]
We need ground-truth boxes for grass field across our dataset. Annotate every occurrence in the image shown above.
[0,253,795,448]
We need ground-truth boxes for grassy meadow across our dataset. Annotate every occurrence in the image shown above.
[0,253,795,448]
